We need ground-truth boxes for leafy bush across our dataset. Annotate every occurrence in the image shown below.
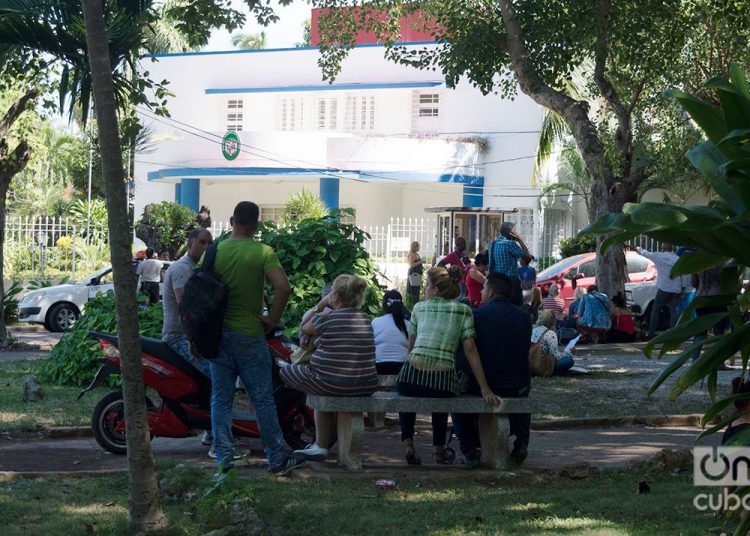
[27,275,71,290]
[137,201,195,259]
[257,212,382,333]
[40,293,164,386]
[558,234,597,258]
[3,280,22,325]
[66,199,109,243]
[583,66,750,534]
[282,187,328,226]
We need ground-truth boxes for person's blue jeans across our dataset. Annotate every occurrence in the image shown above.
[553,355,574,375]
[166,335,211,378]
[209,327,288,472]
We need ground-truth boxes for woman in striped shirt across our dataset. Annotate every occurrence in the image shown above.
[281,274,378,461]
[397,266,501,465]
[540,283,565,321]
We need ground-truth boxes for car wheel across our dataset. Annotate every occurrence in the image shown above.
[47,303,79,332]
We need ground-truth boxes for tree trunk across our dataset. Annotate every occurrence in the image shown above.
[0,90,38,340]
[80,0,165,533]
[497,0,630,299]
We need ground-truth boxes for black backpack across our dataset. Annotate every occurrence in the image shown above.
[179,243,227,360]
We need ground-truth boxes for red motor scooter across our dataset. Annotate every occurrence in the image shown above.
[79,329,316,455]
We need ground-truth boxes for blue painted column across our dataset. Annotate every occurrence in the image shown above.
[319,177,340,210]
[179,178,200,212]
[462,179,484,208]
[174,182,182,203]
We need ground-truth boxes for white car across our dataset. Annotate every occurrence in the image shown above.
[18,262,170,332]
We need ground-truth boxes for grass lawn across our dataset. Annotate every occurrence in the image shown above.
[0,467,730,535]
[532,368,721,421]
[0,359,95,432]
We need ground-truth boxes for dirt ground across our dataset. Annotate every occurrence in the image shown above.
[0,418,719,476]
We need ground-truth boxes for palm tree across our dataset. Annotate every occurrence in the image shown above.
[231,30,266,50]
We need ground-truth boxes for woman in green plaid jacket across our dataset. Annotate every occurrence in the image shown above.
[397,266,501,465]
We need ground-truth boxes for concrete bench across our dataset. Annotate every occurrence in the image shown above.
[307,391,534,471]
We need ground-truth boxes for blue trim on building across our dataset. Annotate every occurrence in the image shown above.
[319,177,340,210]
[179,178,200,212]
[174,182,182,203]
[147,166,483,185]
[206,81,442,95]
[146,41,438,59]
[462,181,484,208]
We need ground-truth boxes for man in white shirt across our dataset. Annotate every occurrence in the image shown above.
[136,247,163,305]
[636,244,684,338]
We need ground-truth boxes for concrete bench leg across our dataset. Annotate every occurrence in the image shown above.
[478,414,510,470]
[336,412,364,471]
[367,412,386,429]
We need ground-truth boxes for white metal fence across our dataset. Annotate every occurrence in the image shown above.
[360,217,438,264]
[4,216,110,282]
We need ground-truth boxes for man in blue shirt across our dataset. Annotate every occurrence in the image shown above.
[454,272,532,467]
[488,221,530,306]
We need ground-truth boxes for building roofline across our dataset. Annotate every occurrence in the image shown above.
[145,40,438,59]
[205,81,443,94]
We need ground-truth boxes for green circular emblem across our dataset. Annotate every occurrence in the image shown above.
[221,131,241,161]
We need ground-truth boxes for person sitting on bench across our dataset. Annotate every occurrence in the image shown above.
[396,266,501,465]
[280,274,378,462]
[454,273,532,468]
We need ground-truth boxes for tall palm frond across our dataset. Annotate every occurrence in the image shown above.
[531,58,594,186]
[231,31,266,50]
[144,0,197,53]
[0,0,151,124]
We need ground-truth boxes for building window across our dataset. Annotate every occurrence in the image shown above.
[260,205,285,224]
[226,99,243,132]
[412,91,440,133]
[344,95,375,131]
[339,207,356,224]
[316,97,338,130]
[278,97,304,131]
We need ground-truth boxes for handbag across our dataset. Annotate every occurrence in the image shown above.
[291,341,315,364]
[529,329,555,377]
[408,272,422,287]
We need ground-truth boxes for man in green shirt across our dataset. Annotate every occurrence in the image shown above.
[210,201,305,475]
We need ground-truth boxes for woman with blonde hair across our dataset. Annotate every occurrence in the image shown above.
[397,266,501,465]
[281,274,378,461]
[531,310,574,375]
[406,241,423,309]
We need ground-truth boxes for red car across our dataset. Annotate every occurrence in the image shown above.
[535,251,656,306]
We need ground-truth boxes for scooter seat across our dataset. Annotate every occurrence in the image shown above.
[89,331,211,393]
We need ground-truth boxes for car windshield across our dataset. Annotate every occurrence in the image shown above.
[537,254,588,279]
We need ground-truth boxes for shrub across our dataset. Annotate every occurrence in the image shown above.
[258,212,382,333]
[282,188,328,226]
[558,234,597,258]
[40,293,164,386]
[137,201,195,259]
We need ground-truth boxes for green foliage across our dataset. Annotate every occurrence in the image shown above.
[582,66,750,504]
[258,212,382,333]
[198,469,256,530]
[231,31,265,49]
[40,293,163,386]
[558,234,597,258]
[282,188,328,226]
[138,201,195,258]
[66,199,109,242]
[3,280,21,325]
[27,275,71,290]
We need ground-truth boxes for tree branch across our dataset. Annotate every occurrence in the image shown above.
[497,0,612,194]
[0,89,39,139]
[0,141,32,185]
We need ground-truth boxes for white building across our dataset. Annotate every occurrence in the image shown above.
[134,42,572,259]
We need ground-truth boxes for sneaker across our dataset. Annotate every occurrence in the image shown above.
[293,443,328,461]
[208,446,246,461]
[201,431,213,446]
[270,453,307,476]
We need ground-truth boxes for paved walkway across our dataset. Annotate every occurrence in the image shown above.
[0,423,719,475]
